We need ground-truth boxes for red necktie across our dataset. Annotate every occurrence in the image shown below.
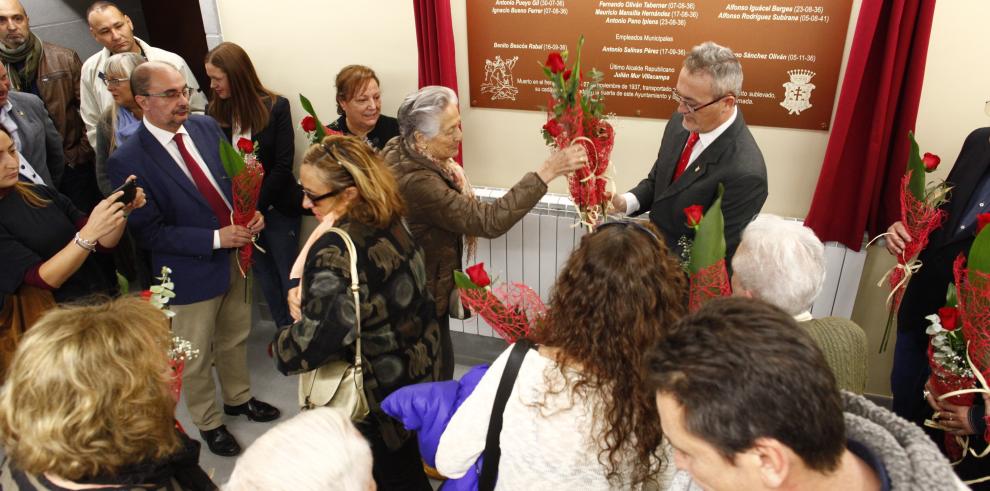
[672,132,700,182]
[173,134,231,227]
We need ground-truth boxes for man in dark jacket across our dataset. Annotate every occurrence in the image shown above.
[0,0,98,211]
[613,41,767,264]
[885,127,990,426]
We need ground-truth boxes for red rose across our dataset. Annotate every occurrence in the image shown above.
[465,262,491,288]
[543,119,563,138]
[684,205,704,228]
[563,69,572,81]
[978,213,990,233]
[301,115,316,132]
[140,290,152,300]
[922,152,941,172]
[236,138,254,154]
[545,52,565,74]
[938,306,959,330]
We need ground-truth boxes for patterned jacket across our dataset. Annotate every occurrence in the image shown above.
[274,218,441,450]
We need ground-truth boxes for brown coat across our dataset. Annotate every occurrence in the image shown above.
[37,42,93,169]
[383,138,548,317]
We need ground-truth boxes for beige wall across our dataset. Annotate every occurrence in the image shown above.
[217,0,990,396]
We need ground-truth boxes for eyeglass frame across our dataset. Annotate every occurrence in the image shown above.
[596,219,663,246]
[671,89,730,114]
[98,72,130,87]
[139,86,195,100]
[298,179,346,204]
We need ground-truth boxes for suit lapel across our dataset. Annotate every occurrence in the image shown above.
[657,114,744,201]
[186,119,234,203]
[137,125,212,211]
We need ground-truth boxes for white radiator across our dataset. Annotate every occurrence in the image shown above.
[449,189,867,337]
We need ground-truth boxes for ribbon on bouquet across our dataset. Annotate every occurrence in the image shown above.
[923,343,990,485]
[866,231,924,352]
[566,135,616,232]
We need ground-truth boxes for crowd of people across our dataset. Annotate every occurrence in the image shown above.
[0,0,983,489]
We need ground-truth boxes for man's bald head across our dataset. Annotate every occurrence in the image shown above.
[132,61,191,132]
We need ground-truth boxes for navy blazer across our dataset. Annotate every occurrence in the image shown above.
[628,110,768,263]
[107,115,233,305]
[218,95,303,216]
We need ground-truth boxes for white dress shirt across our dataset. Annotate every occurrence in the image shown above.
[622,107,739,215]
[143,118,231,249]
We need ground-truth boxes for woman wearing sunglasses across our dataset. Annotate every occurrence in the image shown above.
[275,135,440,490]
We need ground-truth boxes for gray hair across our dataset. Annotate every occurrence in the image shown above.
[104,52,145,79]
[224,408,374,491]
[397,85,458,140]
[684,41,743,97]
[731,214,825,316]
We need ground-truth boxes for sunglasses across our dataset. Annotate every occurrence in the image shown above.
[299,180,345,204]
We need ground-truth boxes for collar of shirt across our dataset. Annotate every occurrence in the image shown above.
[697,106,737,149]
[793,311,814,322]
[2,99,11,114]
[143,116,189,146]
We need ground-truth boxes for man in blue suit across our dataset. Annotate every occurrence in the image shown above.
[109,61,279,457]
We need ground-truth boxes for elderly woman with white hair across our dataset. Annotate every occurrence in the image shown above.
[225,408,375,491]
[382,85,586,380]
[730,214,868,393]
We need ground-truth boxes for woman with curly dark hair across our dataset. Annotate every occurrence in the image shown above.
[435,220,687,489]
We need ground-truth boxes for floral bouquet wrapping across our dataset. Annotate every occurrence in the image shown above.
[299,94,342,144]
[454,263,546,342]
[140,267,200,406]
[219,137,266,277]
[540,36,613,230]
[878,132,949,352]
[924,220,990,465]
[684,184,731,312]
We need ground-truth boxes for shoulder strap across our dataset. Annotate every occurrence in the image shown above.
[329,227,361,370]
[478,339,533,491]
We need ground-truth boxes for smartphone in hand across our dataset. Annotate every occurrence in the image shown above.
[111,179,137,205]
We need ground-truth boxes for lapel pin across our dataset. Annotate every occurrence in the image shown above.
[16,110,24,117]
[694,166,700,172]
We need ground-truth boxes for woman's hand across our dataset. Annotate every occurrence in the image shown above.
[926,382,979,436]
[884,221,912,256]
[120,175,146,212]
[80,193,127,241]
[536,144,587,184]
[288,286,302,321]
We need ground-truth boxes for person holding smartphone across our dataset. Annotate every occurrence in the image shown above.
[0,124,146,303]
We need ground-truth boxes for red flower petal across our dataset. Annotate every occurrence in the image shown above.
[236,138,254,154]
[938,306,959,330]
[684,205,704,228]
[465,262,491,288]
[301,115,316,132]
[922,152,941,172]
[545,52,566,74]
[979,213,990,234]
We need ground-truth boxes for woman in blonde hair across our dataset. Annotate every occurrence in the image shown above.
[0,297,214,490]
[274,135,439,490]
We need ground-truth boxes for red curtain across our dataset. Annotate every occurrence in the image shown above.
[413,0,462,164]
[804,0,936,251]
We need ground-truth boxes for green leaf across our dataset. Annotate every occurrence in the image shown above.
[967,222,990,275]
[907,132,926,202]
[687,183,727,274]
[299,94,327,140]
[453,270,483,290]
[945,282,957,307]
[218,138,245,178]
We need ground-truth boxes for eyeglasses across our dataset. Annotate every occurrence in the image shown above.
[596,220,662,245]
[98,72,129,87]
[671,90,728,114]
[140,86,195,100]
[299,180,344,204]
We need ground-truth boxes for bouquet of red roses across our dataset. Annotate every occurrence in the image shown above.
[924,218,990,465]
[878,132,949,351]
[219,137,266,277]
[540,36,613,230]
[454,263,546,342]
[684,184,731,312]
